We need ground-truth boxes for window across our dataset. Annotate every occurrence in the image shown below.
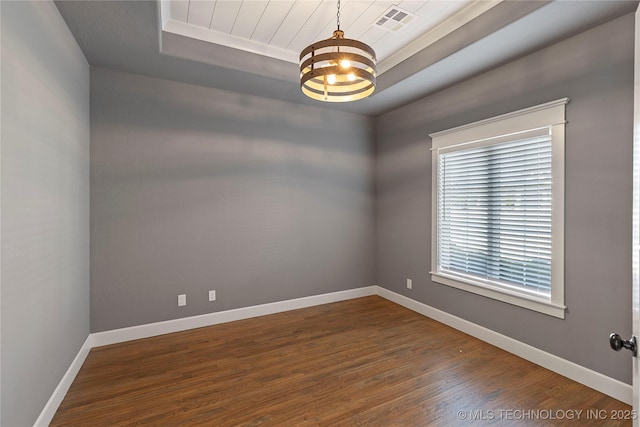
[430,99,567,318]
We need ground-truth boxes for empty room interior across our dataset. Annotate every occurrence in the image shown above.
[3,0,640,425]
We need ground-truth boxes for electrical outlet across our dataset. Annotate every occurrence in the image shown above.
[178,294,186,307]
[407,278,412,289]
[208,290,216,302]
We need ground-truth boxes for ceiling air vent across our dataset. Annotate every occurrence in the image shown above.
[374,5,417,32]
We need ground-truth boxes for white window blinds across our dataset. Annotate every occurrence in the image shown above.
[430,98,567,318]
[437,131,552,296]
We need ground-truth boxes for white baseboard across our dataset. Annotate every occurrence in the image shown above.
[375,286,633,405]
[38,284,632,425]
[34,335,92,427]
[91,286,378,347]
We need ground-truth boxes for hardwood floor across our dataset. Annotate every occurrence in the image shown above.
[51,296,631,426]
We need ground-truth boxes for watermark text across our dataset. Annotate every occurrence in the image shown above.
[456,409,637,421]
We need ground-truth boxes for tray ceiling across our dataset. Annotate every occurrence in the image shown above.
[161,0,497,74]
[54,1,639,115]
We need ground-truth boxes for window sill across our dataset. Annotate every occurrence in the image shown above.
[430,272,566,319]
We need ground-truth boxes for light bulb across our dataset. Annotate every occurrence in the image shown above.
[347,73,356,82]
[327,74,337,84]
[340,59,351,69]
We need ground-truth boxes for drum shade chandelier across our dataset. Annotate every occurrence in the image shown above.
[299,0,377,102]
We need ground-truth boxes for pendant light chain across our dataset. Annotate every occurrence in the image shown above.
[336,0,341,30]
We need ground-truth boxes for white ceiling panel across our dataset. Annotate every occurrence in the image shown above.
[398,0,434,14]
[416,1,470,20]
[250,1,295,44]
[284,2,338,51]
[303,0,362,45]
[210,1,243,34]
[231,1,269,39]
[186,0,215,28]
[341,1,395,40]
[170,0,189,22]
[356,22,388,50]
[269,1,322,47]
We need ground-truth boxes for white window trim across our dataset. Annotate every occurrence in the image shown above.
[430,98,568,319]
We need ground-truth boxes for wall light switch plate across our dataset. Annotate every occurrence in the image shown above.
[407,279,412,289]
[178,294,186,307]
[208,290,216,302]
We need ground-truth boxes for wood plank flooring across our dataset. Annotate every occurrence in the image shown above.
[51,296,631,426]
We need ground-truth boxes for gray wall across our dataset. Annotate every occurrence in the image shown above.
[90,67,375,332]
[1,1,90,426]
[375,13,634,383]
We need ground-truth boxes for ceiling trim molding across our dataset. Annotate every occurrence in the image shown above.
[160,30,298,83]
[376,0,551,93]
[163,19,300,64]
[377,0,503,75]
[158,0,501,77]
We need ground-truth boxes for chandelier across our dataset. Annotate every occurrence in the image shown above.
[299,0,377,102]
